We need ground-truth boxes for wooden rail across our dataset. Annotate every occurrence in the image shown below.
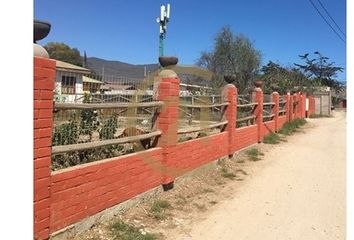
[263,113,275,119]
[237,103,258,108]
[177,121,228,134]
[54,101,163,110]
[236,115,256,122]
[263,102,275,106]
[179,102,229,108]
[52,131,162,154]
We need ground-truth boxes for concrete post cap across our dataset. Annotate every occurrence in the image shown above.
[158,69,177,78]
[33,43,49,58]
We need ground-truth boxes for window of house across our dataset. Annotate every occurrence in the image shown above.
[61,76,76,94]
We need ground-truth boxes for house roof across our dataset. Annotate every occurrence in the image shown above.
[56,60,91,74]
[82,76,104,84]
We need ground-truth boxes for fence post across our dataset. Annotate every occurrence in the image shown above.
[272,92,279,131]
[302,93,307,118]
[298,92,302,118]
[293,93,297,119]
[222,84,237,156]
[285,92,291,122]
[297,92,302,118]
[253,88,263,142]
[34,57,55,240]
[154,69,180,187]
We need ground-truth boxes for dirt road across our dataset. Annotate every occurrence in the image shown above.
[170,111,346,240]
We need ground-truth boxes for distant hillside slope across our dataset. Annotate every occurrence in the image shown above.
[86,57,159,80]
[86,57,213,87]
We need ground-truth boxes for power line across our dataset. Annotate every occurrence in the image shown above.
[308,0,346,44]
[316,0,346,37]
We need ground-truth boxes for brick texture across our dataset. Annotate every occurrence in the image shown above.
[32,59,311,237]
[34,57,55,240]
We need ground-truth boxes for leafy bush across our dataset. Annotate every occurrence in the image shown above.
[246,148,264,161]
[149,200,171,220]
[52,119,79,146]
[110,220,156,240]
[278,118,306,135]
[263,133,281,144]
[99,114,118,140]
[80,95,99,140]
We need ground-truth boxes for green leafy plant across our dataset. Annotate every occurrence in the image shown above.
[220,167,236,180]
[52,119,79,146]
[246,148,264,161]
[99,114,118,140]
[278,119,306,135]
[80,94,99,141]
[110,220,156,240]
[149,200,171,220]
[263,133,281,144]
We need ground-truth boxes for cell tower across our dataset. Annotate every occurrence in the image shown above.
[156,3,171,57]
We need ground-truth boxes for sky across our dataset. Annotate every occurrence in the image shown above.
[34,0,346,81]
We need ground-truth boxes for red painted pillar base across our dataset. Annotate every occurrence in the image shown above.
[155,69,180,186]
[34,57,56,240]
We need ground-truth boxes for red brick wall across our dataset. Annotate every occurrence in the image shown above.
[34,57,55,240]
[278,116,287,129]
[222,84,237,155]
[34,57,309,238]
[49,148,163,232]
[262,120,276,138]
[232,125,258,151]
[163,132,229,177]
[308,96,316,116]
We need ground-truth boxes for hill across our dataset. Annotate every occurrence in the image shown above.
[86,57,159,80]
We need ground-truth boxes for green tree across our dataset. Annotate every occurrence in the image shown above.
[197,26,262,93]
[44,42,83,66]
[294,51,344,91]
[260,61,314,94]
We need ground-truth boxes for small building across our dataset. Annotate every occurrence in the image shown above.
[55,60,103,102]
[82,76,104,94]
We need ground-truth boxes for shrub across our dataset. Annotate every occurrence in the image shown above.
[110,220,156,240]
[99,114,118,140]
[52,119,79,146]
[278,118,306,135]
[246,148,264,161]
[79,95,99,141]
[149,200,171,220]
[263,133,281,144]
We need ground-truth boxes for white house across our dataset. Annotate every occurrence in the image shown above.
[55,60,103,103]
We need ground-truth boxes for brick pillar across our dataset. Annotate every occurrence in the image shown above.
[293,94,297,119]
[154,69,180,185]
[222,84,237,156]
[285,92,291,122]
[253,88,263,142]
[34,57,55,240]
[302,93,307,118]
[297,92,302,118]
[272,92,279,131]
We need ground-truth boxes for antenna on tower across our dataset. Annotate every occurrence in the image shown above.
[156,3,171,57]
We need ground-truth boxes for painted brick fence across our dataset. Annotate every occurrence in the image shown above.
[33,57,312,239]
